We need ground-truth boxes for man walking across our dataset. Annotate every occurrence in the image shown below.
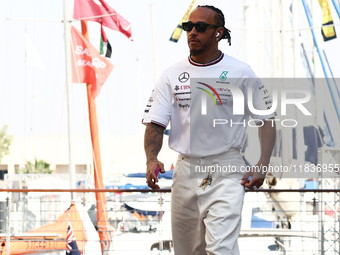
[143,5,276,255]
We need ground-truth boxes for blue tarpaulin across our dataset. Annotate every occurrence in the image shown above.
[124,203,162,216]
[251,214,276,228]
[126,170,173,179]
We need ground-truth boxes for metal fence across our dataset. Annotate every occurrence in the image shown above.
[0,188,339,255]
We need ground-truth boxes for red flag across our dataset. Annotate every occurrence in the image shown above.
[70,26,113,98]
[170,163,174,170]
[73,0,133,41]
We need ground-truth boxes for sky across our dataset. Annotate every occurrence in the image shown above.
[0,0,339,141]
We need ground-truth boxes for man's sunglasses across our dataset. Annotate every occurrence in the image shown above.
[182,22,220,33]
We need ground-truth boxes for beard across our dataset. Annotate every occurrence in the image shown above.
[188,37,214,57]
[190,48,205,56]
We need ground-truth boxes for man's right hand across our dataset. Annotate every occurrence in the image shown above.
[146,160,165,190]
[144,123,166,189]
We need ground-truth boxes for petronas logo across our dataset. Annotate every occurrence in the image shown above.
[219,71,228,81]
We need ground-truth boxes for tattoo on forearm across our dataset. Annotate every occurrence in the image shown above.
[144,123,164,162]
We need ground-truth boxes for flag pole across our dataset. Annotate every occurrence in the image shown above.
[80,20,111,254]
[150,5,158,84]
[63,0,77,200]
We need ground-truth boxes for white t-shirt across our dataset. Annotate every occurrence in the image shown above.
[142,53,276,157]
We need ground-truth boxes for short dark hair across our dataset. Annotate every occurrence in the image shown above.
[197,5,231,46]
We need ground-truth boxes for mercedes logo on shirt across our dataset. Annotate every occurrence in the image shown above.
[178,72,190,83]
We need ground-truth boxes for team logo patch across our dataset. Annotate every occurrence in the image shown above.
[178,72,190,83]
[219,71,228,81]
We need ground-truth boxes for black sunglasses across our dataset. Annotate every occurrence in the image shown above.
[182,22,219,33]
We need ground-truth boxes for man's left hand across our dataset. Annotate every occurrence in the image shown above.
[241,163,268,190]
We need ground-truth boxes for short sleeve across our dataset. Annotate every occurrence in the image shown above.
[246,78,276,124]
[141,72,171,128]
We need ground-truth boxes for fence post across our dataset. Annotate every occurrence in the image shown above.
[6,196,10,255]
[318,180,324,254]
[82,194,86,255]
[338,191,340,255]
[158,193,163,252]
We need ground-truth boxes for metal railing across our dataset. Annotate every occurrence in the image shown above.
[0,188,338,255]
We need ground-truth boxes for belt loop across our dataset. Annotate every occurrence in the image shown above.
[212,157,220,166]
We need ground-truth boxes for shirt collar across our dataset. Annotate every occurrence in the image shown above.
[188,52,224,67]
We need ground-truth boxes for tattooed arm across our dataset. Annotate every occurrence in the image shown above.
[144,123,166,189]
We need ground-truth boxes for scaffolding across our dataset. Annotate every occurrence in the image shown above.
[318,147,340,255]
